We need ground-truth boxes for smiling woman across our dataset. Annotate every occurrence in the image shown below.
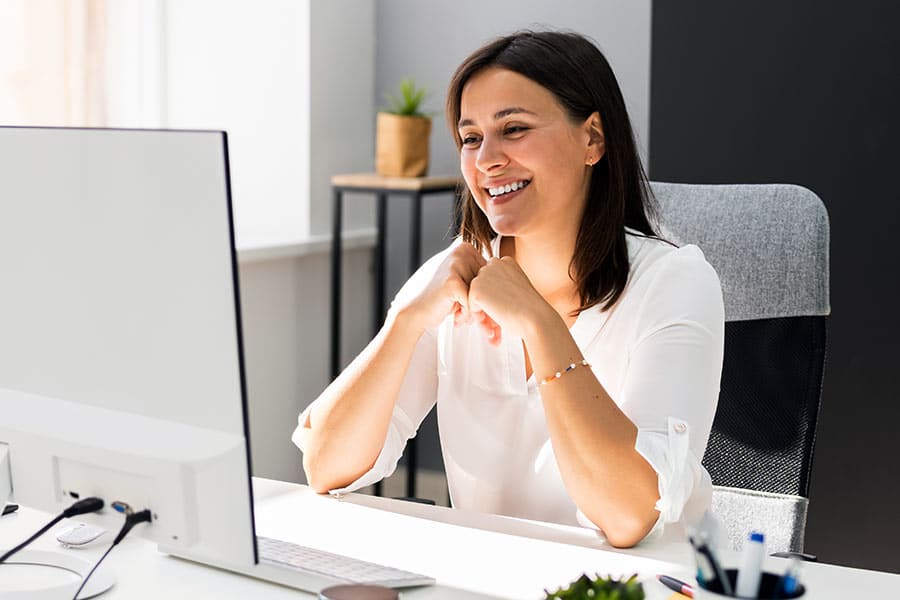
[457,67,597,244]
[295,30,725,548]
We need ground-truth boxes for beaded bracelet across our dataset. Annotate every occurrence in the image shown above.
[539,359,591,386]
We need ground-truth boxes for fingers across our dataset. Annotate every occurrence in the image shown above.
[472,309,502,345]
[452,301,465,326]
[454,245,487,284]
[446,243,488,325]
[466,253,500,341]
[448,280,472,324]
[446,244,507,345]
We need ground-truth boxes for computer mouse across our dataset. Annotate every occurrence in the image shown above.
[56,522,108,548]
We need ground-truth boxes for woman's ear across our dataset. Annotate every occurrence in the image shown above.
[584,111,605,166]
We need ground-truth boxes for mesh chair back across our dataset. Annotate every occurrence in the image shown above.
[651,182,829,552]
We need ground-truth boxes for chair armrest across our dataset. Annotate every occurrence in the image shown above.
[771,551,818,562]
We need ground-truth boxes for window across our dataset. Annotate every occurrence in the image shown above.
[0,0,321,247]
[0,0,108,126]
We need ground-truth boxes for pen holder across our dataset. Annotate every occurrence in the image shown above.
[694,569,805,599]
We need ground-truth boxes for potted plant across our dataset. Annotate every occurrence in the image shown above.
[545,573,645,600]
[375,78,431,177]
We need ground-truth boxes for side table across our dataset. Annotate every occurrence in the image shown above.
[330,173,460,498]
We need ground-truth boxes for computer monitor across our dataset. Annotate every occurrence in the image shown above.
[0,126,257,568]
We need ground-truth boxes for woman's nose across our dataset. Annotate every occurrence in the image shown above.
[475,136,508,173]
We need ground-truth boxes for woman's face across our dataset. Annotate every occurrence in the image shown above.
[457,67,602,241]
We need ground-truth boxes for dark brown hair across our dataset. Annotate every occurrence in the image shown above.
[446,30,661,313]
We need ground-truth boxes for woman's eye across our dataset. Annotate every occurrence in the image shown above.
[504,125,528,136]
[461,134,481,146]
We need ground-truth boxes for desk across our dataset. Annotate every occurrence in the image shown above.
[2,478,897,599]
[330,173,460,498]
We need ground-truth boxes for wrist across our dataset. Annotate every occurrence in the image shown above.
[387,304,429,339]
[521,299,566,346]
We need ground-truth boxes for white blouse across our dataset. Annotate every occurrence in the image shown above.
[294,231,724,540]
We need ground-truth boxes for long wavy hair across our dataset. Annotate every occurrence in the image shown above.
[446,30,661,314]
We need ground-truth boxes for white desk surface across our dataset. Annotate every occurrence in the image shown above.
[1,477,897,599]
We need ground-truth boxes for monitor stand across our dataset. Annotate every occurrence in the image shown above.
[0,549,115,599]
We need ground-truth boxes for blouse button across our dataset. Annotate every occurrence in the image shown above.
[673,422,687,434]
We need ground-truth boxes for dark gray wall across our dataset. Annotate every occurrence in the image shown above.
[649,1,900,572]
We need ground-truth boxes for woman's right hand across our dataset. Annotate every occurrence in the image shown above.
[400,242,487,331]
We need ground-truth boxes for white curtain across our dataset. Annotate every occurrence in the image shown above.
[0,0,108,126]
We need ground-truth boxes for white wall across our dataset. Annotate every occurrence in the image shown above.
[308,0,378,236]
[161,0,378,246]
[162,0,312,246]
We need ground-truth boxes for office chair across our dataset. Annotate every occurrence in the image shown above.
[651,182,829,554]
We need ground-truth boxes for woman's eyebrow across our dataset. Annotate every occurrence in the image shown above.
[457,107,538,128]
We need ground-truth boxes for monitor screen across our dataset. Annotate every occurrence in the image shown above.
[0,126,256,566]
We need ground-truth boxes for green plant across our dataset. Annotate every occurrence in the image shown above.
[544,573,645,600]
[383,78,429,117]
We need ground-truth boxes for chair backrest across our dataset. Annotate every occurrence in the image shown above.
[651,182,829,553]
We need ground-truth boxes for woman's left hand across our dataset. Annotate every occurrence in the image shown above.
[468,257,553,345]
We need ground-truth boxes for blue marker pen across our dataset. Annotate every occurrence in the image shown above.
[736,531,765,598]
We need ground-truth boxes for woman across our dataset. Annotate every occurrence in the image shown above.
[294,30,724,548]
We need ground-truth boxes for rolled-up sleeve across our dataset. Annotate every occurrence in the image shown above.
[635,419,710,527]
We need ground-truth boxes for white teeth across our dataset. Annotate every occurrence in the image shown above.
[488,180,529,197]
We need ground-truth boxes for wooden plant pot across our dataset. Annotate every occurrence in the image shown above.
[375,112,431,177]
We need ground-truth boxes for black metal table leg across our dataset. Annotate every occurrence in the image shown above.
[410,192,422,269]
[405,192,424,499]
[372,192,388,498]
[330,188,343,380]
[374,193,388,334]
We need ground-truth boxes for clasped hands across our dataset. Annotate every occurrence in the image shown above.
[405,242,549,346]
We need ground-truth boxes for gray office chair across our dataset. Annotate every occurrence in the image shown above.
[651,182,829,555]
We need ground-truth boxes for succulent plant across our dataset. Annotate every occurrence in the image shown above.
[544,573,645,600]
[382,78,429,117]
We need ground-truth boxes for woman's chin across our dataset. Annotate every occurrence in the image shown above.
[487,216,525,237]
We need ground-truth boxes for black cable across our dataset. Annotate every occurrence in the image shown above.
[71,508,152,600]
[0,497,104,564]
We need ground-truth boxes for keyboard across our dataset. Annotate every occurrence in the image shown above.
[256,535,435,588]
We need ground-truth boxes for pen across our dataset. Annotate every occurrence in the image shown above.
[736,532,765,598]
[657,574,694,598]
[773,556,802,599]
[689,534,733,596]
[688,535,713,587]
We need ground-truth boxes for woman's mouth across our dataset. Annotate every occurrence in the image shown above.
[485,179,531,204]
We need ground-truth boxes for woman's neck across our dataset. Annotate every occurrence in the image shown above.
[501,233,579,305]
